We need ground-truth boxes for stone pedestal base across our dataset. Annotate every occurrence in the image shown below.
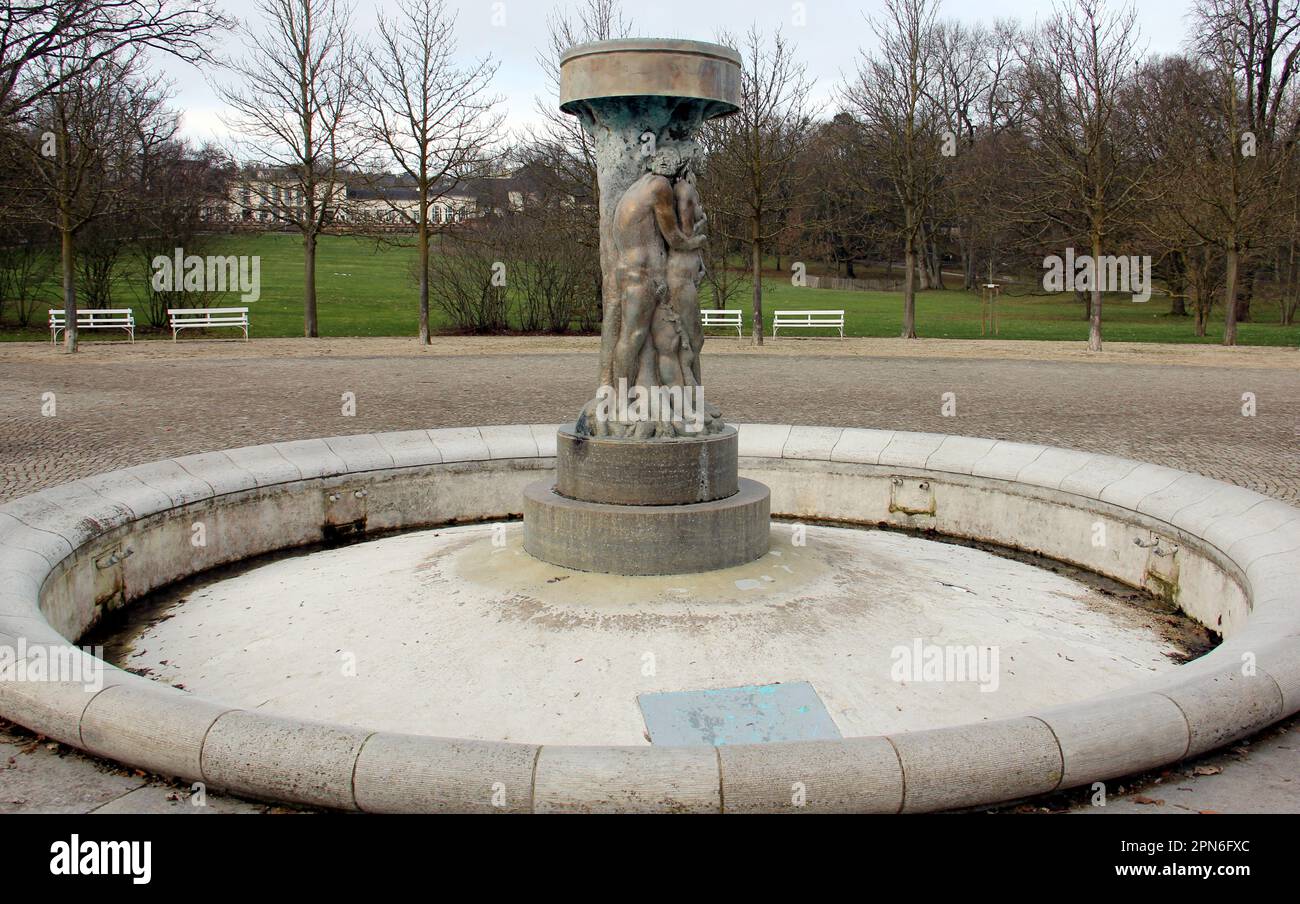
[522,478,770,576]
[555,426,737,506]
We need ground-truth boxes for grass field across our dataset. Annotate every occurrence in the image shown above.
[2,232,1297,346]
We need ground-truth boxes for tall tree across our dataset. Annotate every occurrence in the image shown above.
[933,19,1023,290]
[841,0,945,339]
[360,0,501,344]
[703,25,817,346]
[1016,0,1147,352]
[216,0,363,337]
[11,44,166,351]
[528,0,635,326]
[1191,0,1300,343]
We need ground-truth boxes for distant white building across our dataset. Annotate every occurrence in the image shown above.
[341,176,478,227]
[214,167,542,231]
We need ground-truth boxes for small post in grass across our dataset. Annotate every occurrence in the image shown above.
[982,283,1002,337]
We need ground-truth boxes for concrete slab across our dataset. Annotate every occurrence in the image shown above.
[0,511,73,569]
[119,459,216,508]
[173,451,258,497]
[322,433,395,472]
[969,441,1046,482]
[1015,446,1095,491]
[223,445,301,487]
[877,432,946,469]
[271,438,348,479]
[373,430,441,468]
[736,423,790,457]
[830,428,895,465]
[90,783,269,814]
[529,424,563,458]
[101,523,1194,745]
[782,426,842,461]
[479,425,539,459]
[428,427,490,462]
[925,435,999,476]
[0,729,144,814]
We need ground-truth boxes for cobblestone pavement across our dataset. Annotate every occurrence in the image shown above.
[2,337,1297,503]
[0,337,1297,813]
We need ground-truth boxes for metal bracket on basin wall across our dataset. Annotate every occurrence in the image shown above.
[92,545,130,612]
[888,477,936,517]
[1136,534,1181,604]
[94,547,134,570]
[323,486,369,542]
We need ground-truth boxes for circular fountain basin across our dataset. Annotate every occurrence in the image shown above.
[97,522,1209,745]
[1,424,1296,813]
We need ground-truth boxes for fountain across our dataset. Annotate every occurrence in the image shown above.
[0,38,1297,815]
[522,40,769,575]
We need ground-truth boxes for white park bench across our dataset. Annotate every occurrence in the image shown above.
[168,307,250,341]
[772,309,845,339]
[700,309,743,337]
[49,308,135,344]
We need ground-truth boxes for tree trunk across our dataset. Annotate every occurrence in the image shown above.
[418,218,431,345]
[1088,231,1103,352]
[902,230,918,339]
[1237,267,1255,324]
[929,231,945,290]
[750,217,763,347]
[304,230,319,338]
[1222,244,1239,346]
[959,230,973,290]
[1168,271,1187,317]
[918,224,932,291]
[60,223,77,353]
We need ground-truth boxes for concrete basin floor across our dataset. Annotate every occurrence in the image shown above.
[95,523,1209,746]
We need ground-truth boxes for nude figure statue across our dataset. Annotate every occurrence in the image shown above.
[584,145,705,437]
[668,167,707,387]
[610,146,705,387]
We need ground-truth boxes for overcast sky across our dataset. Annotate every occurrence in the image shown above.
[165,0,1197,145]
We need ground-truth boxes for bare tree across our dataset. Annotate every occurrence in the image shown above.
[215,0,364,337]
[933,19,1023,290]
[9,44,164,351]
[359,0,501,344]
[129,141,232,327]
[1016,0,1147,351]
[1191,0,1300,343]
[527,0,635,324]
[703,25,817,346]
[1,0,228,119]
[841,0,944,339]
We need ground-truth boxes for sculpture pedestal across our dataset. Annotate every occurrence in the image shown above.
[524,424,770,576]
[555,426,738,506]
[522,477,770,576]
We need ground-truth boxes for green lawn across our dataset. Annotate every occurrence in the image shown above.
[2,232,1297,347]
[740,281,1300,346]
